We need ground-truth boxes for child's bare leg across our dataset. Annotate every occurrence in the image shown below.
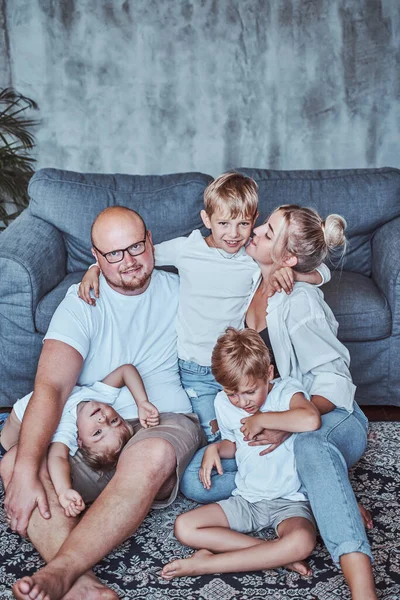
[163,510,315,579]
[341,553,377,600]
[0,408,22,450]
[1,447,117,600]
[173,503,264,552]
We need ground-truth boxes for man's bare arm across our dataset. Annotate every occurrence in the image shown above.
[4,340,83,536]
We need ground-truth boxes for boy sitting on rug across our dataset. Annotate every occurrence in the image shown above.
[0,364,159,517]
[162,327,321,579]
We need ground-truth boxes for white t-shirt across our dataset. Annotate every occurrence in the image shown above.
[13,381,127,456]
[44,270,192,416]
[155,230,260,366]
[215,377,309,503]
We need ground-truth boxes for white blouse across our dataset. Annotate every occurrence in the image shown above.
[252,279,356,412]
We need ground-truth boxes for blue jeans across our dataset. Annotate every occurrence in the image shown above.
[180,403,372,565]
[179,359,222,443]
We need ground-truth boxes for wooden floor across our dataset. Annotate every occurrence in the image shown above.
[361,405,400,421]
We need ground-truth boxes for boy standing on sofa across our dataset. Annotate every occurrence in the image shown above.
[161,327,320,580]
[79,172,329,443]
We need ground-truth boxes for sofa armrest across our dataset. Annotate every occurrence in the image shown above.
[0,210,67,405]
[0,210,67,319]
[371,216,400,335]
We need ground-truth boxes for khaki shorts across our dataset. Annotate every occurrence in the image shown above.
[69,412,206,509]
[217,494,316,535]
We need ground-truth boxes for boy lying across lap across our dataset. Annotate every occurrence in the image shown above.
[79,172,329,445]
[161,327,321,579]
[0,364,159,517]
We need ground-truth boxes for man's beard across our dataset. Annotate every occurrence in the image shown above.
[120,269,152,292]
[104,266,152,294]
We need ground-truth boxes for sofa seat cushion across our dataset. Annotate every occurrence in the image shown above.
[323,271,391,342]
[35,272,85,334]
[36,271,390,343]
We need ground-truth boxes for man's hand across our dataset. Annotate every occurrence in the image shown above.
[4,472,50,537]
[268,267,295,297]
[199,445,223,490]
[58,488,86,518]
[240,413,265,440]
[138,402,160,428]
[247,429,292,456]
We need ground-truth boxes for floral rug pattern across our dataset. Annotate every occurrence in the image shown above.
[0,421,399,599]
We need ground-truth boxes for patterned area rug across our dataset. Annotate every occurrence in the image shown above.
[0,421,399,599]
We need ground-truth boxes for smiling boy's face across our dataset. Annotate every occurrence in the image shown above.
[224,371,273,414]
[201,208,256,254]
[76,400,132,454]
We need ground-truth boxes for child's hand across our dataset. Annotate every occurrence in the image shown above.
[199,445,223,490]
[240,413,265,440]
[138,402,160,428]
[58,489,86,518]
[268,267,295,297]
[78,265,101,306]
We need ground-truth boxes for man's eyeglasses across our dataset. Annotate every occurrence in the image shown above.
[93,230,147,264]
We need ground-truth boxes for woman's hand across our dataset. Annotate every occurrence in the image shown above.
[240,413,265,440]
[78,265,101,306]
[199,445,223,490]
[138,402,160,428]
[247,428,292,456]
[268,267,295,297]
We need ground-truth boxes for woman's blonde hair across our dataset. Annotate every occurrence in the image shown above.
[212,327,271,391]
[271,204,347,272]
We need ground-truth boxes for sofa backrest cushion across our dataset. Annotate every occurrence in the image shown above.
[235,167,400,276]
[28,169,213,273]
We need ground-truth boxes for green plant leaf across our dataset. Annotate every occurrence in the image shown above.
[0,87,38,225]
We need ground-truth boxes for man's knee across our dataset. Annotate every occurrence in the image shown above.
[120,437,176,478]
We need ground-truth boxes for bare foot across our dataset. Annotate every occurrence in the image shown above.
[13,575,52,600]
[62,572,118,600]
[358,503,373,529]
[284,560,312,576]
[13,565,72,600]
[161,549,213,580]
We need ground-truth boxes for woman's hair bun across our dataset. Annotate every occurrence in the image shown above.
[323,214,347,251]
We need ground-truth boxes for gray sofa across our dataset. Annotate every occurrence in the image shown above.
[1,167,399,407]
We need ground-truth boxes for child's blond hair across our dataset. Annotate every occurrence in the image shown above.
[79,420,132,473]
[204,172,258,219]
[271,205,347,273]
[212,327,271,391]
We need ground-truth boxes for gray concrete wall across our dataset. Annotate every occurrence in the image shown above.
[1,0,399,176]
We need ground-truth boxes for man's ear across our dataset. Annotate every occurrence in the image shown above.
[91,248,97,259]
[146,229,154,245]
[283,254,298,268]
[77,438,83,449]
[200,210,212,230]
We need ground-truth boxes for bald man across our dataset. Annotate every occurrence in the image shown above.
[2,207,205,600]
